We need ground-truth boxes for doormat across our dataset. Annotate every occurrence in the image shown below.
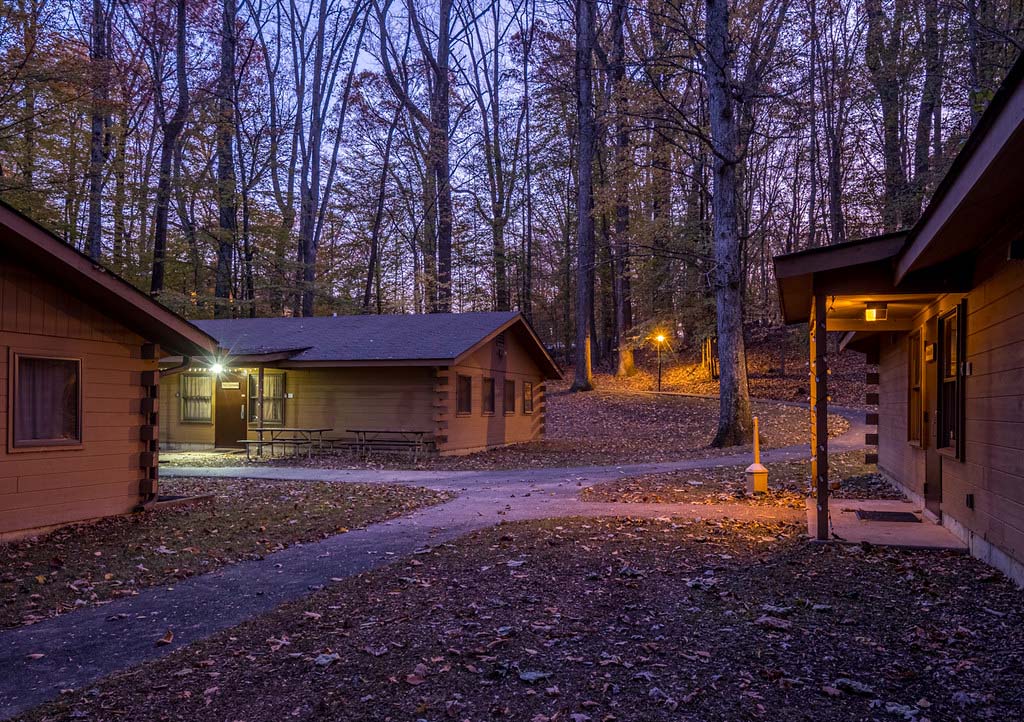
[854,510,921,523]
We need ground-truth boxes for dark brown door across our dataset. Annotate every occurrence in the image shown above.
[214,373,246,448]
[924,315,942,515]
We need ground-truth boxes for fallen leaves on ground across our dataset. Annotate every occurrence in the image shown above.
[0,479,450,630]
[20,517,1024,722]
[164,382,849,472]
[581,451,902,507]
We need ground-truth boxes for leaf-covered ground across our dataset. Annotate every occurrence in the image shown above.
[580,451,903,508]
[19,517,1023,722]
[609,326,873,408]
[0,478,450,630]
[163,387,850,471]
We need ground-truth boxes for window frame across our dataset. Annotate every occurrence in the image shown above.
[456,374,473,416]
[503,379,516,415]
[481,377,495,416]
[907,329,923,446]
[9,351,84,451]
[248,371,287,426]
[936,300,967,461]
[179,372,214,424]
[523,381,534,414]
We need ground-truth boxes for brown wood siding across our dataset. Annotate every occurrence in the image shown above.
[877,332,925,495]
[161,366,437,446]
[0,261,151,539]
[440,327,546,454]
[875,239,1024,564]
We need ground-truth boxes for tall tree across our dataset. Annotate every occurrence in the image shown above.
[572,0,596,391]
[148,0,189,296]
[85,0,110,260]
[214,0,239,317]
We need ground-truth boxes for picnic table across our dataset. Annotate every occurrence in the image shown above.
[347,429,431,462]
[242,426,333,460]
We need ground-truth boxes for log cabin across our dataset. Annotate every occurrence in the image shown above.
[159,312,561,456]
[0,202,217,540]
[774,53,1024,583]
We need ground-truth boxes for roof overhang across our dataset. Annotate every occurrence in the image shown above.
[0,202,218,357]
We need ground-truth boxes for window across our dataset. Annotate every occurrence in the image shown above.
[248,372,286,425]
[482,377,495,415]
[908,330,923,444]
[504,379,516,415]
[523,382,534,414]
[456,375,472,415]
[13,355,81,447]
[937,301,966,459]
[180,373,213,423]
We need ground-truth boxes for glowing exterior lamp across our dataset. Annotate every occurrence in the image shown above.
[210,362,224,375]
[653,333,667,391]
[865,302,888,322]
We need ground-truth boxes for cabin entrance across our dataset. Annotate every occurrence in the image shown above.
[924,315,942,516]
[215,372,247,448]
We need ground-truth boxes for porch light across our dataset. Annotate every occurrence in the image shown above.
[865,302,888,322]
[210,362,224,374]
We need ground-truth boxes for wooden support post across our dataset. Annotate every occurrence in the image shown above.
[810,292,829,541]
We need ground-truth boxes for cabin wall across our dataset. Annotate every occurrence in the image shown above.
[877,333,925,498]
[439,329,547,455]
[0,261,151,539]
[161,366,437,448]
[875,240,1024,577]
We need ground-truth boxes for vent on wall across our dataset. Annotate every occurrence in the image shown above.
[496,332,506,357]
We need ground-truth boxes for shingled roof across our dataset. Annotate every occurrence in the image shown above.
[195,312,561,377]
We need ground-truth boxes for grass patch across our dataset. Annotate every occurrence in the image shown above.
[0,478,450,630]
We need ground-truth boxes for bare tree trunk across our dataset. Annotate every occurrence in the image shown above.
[85,0,109,261]
[610,0,634,376]
[364,106,400,312]
[214,0,238,317]
[865,0,910,231]
[111,116,127,271]
[572,0,596,391]
[150,0,189,296]
[910,0,941,218]
[705,0,752,446]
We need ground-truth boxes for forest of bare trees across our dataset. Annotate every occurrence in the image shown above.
[1,0,1023,434]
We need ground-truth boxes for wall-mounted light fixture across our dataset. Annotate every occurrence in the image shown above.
[210,362,224,374]
[865,302,888,322]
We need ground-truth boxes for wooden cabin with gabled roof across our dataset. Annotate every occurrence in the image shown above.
[159,312,562,456]
[0,201,217,540]
[774,53,1024,583]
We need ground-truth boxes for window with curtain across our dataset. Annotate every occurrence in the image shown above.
[482,377,495,415]
[13,355,81,446]
[908,330,923,444]
[180,374,213,422]
[248,372,286,424]
[503,379,516,414]
[456,375,472,415]
[523,382,534,414]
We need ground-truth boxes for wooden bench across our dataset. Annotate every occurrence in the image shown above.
[346,429,431,463]
[238,438,313,461]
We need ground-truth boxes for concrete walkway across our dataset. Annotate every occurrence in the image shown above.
[1,409,865,719]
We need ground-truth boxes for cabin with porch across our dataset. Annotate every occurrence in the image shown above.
[159,312,561,456]
[0,201,217,540]
[774,54,1024,583]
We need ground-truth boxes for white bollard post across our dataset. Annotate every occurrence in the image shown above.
[745,416,768,494]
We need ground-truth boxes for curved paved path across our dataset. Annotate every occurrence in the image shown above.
[0,407,865,719]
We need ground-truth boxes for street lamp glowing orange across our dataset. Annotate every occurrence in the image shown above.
[654,334,666,391]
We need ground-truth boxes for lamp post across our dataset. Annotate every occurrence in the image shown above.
[655,334,665,391]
